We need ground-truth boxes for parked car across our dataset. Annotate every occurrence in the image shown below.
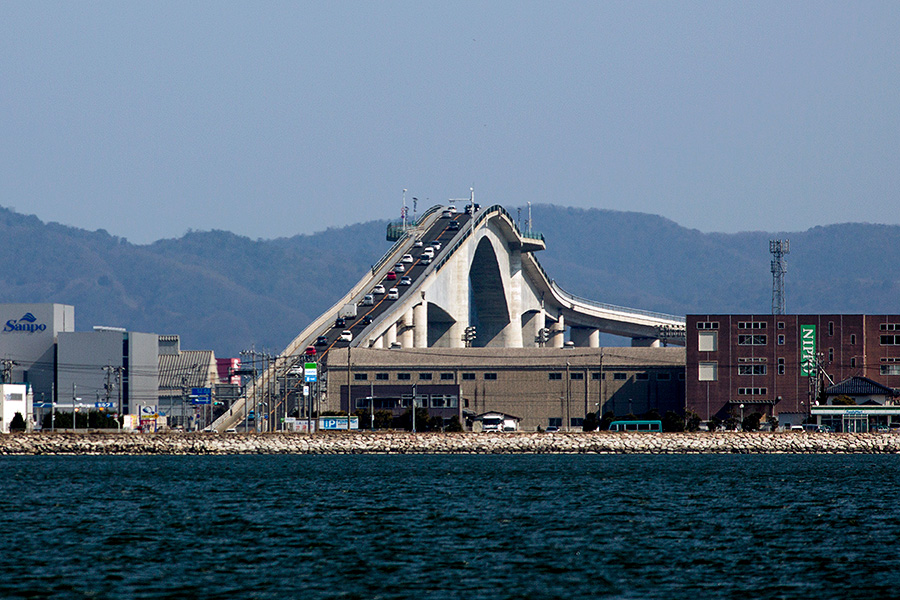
[340,330,353,342]
[386,271,397,280]
[373,284,386,294]
[399,276,412,286]
[334,317,346,328]
[315,335,329,346]
[387,288,399,300]
[401,253,413,263]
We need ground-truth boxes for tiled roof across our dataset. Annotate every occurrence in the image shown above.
[158,350,216,390]
[826,376,895,397]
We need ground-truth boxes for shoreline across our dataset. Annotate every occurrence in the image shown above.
[1,431,900,455]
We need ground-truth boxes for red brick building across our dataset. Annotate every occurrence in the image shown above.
[686,315,900,424]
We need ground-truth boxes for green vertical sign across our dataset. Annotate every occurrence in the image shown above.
[800,325,816,376]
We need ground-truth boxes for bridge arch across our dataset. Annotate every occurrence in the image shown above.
[469,236,510,347]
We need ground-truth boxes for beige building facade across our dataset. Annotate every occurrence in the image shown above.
[323,347,685,431]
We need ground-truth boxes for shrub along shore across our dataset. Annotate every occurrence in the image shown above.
[1,431,900,455]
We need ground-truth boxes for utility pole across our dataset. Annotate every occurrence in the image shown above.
[0,359,17,383]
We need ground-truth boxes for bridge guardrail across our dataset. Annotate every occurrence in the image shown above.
[550,280,685,324]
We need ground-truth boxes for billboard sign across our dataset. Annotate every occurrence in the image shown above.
[800,325,816,377]
[318,416,358,430]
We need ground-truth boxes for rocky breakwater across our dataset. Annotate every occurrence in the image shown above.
[2,431,900,455]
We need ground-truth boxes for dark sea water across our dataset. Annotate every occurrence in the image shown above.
[2,454,899,599]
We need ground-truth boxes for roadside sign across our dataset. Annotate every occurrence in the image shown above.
[95,402,114,409]
[304,362,317,383]
[190,387,212,404]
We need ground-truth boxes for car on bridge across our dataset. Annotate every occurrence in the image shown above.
[420,257,432,265]
[386,271,397,280]
[414,239,424,247]
[422,247,434,258]
[373,284,385,294]
[401,254,413,263]
[334,317,346,328]
[399,276,412,286]
[448,221,460,231]
[315,335,328,346]
[394,263,405,273]
[362,314,373,325]
[387,288,399,300]
[340,330,353,342]
[431,241,441,250]
[361,294,374,306]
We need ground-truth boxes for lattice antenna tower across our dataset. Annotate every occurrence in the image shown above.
[770,239,790,315]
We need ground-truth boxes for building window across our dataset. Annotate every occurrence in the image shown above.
[548,418,562,427]
[828,321,834,336]
[657,373,671,381]
[462,373,475,380]
[881,323,900,331]
[738,365,767,375]
[882,335,900,346]
[850,334,856,345]
[778,358,785,375]
[484,373,497,380]
[697,321,719,330]
[635,373,649,380]
[778,334,785,345]
[548,372,562,380]
[375,373,389,381]
[570,372,584,380]
[591,372,604,380]
[738,321,767,329]
[570,418,584,428]
[440,373,454,381]
[738,387,768,395]
[851,357,856,368]
[699,362,718,382]
[613,373,627,380]
[698,331,717,352]
[678,373,686,381]
[828,348,834,362]
[397,373,411,380]
[418,373,432,380]
[354,373,368,381]
[777,321,785,329]
[881,365,900,375]
[738,334,767,346]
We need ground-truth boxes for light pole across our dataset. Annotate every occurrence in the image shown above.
[739,403,744,430]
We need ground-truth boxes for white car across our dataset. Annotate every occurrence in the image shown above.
[361,294,374,306]
[431,241,441,250]
[399,276,412,286]
[413,239,424,247]
[387,288,399,300]
[340,330,353,342]
[448,205,457,214]
[373,285,385,294]
[394,263,405,273]
[422,247,434,258]
[401,254,413,263]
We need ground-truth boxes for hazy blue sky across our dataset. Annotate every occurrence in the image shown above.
[2,1,898,244]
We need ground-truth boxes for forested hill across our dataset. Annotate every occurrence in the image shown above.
[3,204,899,356]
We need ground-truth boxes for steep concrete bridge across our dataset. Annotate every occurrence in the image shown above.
[211,201,685,431]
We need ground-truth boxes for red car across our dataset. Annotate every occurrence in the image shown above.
[386,271,397,280]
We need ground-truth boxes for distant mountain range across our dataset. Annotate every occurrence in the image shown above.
[3,204,899,357]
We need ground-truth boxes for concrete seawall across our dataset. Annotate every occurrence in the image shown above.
[2,431,900,455]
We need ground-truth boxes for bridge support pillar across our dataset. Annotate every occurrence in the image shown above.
[632,337,662,348]
[570,327,600,348]
[400,310,414,347]
[550,313,565,348]
[413,303,427,348]
[385,323,397,348]
[371,336,383,349]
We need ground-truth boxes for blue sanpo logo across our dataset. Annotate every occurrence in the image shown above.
[3,313,47,334]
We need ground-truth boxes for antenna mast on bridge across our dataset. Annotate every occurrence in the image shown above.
[770,239,790,315]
